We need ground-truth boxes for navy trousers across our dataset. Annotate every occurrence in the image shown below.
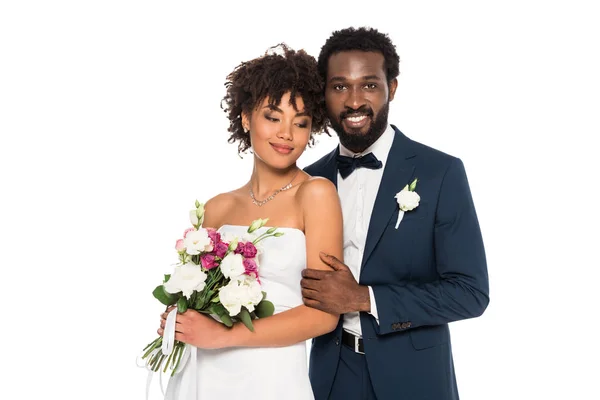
[329,342,377,400]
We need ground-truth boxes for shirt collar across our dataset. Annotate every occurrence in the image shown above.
[338,124,395,167]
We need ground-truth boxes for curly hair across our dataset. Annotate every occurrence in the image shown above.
[318,27,400,83]
[221,44,326,154]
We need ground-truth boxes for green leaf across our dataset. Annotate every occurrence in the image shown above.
[274,232,285,237]
[210,304,233,327]
[238,307,254,332]
[195,199,200,208]
[153,285,178,306]
[255,299,275,318]
[177,296,188,313]
[163,274,171,283]
[409,178,418,191]
[220,312,233,327]
[211,295,220,303]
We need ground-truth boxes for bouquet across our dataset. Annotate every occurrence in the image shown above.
[140,200,282,375]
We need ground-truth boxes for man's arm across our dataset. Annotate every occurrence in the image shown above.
[370,157,489,334]
[302,158,489,334]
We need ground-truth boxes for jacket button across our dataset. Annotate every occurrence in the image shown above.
[335,338,340,346]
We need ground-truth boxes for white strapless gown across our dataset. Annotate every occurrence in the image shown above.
[164,225,314,400]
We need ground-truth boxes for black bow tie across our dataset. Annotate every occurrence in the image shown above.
[336,152,383,179]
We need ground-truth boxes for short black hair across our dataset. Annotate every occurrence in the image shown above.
[221,44,326,154]
[318,27,400,83]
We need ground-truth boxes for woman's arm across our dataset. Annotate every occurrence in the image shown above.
[160,178,344,348]
[222,177,343,347]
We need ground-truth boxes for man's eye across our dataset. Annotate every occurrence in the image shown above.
[333,84,346,91]
[365,83,377,89]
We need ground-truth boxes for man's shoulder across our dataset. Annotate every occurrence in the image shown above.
[399,129,460,171]
[303,148,337,177]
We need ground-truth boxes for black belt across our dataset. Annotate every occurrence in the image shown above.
[342,330,365,354]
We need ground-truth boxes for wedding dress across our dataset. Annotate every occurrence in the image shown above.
[164,225,314,400]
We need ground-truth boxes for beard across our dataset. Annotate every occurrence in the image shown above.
[329,102,390,153]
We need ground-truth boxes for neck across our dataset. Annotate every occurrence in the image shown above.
[250,158,299,199]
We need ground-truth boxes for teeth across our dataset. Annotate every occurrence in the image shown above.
[347,115,366,123]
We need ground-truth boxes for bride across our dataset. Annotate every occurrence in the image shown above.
[158,44,343,399]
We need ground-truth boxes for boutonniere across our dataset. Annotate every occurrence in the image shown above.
[394,178,420,229]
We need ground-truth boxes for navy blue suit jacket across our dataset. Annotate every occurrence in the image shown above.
[304,126,489,400]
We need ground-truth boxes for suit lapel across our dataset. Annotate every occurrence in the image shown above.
[360,128,416,270]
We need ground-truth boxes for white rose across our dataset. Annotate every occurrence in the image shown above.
[244,276,264,311]
[184,228,213,255]
[164,262,207,299]
[219,276,263,316]
[395,189,420,211]
[219,253,245,279]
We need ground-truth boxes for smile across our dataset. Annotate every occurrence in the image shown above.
[343,114,370,129]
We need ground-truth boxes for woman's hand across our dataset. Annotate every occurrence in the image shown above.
[158,307,231,349]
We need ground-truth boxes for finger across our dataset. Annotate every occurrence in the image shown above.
[161,306,177,320]
[301,287,320,300]
[319,252,347,271]
[157,328,163,336]
[302,268,327,280]
[174,332,188,344]
[300,278,321,291]
[303,298,324,311]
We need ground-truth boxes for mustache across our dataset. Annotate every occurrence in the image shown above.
[340,106,374,120]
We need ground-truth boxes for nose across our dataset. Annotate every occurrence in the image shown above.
[344,87,365,110]
[277,122,293,141]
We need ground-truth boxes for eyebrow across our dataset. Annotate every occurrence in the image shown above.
[263,104,309,117]
[329,75,382,83]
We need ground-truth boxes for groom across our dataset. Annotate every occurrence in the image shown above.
[302,27,489,400]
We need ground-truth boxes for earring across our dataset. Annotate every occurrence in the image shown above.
[243,127,249,133]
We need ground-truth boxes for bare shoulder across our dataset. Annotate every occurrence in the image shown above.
[203,191,239,229]
[296,176,339,205]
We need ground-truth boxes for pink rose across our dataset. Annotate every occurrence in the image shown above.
[183,227,196,238]
[242,242,257,258]
[214,242,229,258]
[201,254,219,270]
[234,242,244,255]
[175,239,185,253]
[243,259,259,279]
[207,228,221,246]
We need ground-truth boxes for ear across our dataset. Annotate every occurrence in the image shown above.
[241,112,251,133]
[388,78,398,101]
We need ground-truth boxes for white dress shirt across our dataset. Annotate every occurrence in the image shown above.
[337,125,395,337]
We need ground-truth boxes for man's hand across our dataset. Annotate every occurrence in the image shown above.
[301,252,370,314]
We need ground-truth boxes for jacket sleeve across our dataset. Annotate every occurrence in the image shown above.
[371,158,489,335]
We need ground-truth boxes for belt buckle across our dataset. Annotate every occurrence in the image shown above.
[354,336,364,355]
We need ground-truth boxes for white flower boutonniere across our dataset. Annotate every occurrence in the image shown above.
[394,178,420,229]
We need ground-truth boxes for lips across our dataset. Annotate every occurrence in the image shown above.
[270,142,294,155]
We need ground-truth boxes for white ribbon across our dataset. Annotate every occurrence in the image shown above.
[161,308,179,356]
[394,210,405,229]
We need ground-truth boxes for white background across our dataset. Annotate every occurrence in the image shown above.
[1,1,599,399]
